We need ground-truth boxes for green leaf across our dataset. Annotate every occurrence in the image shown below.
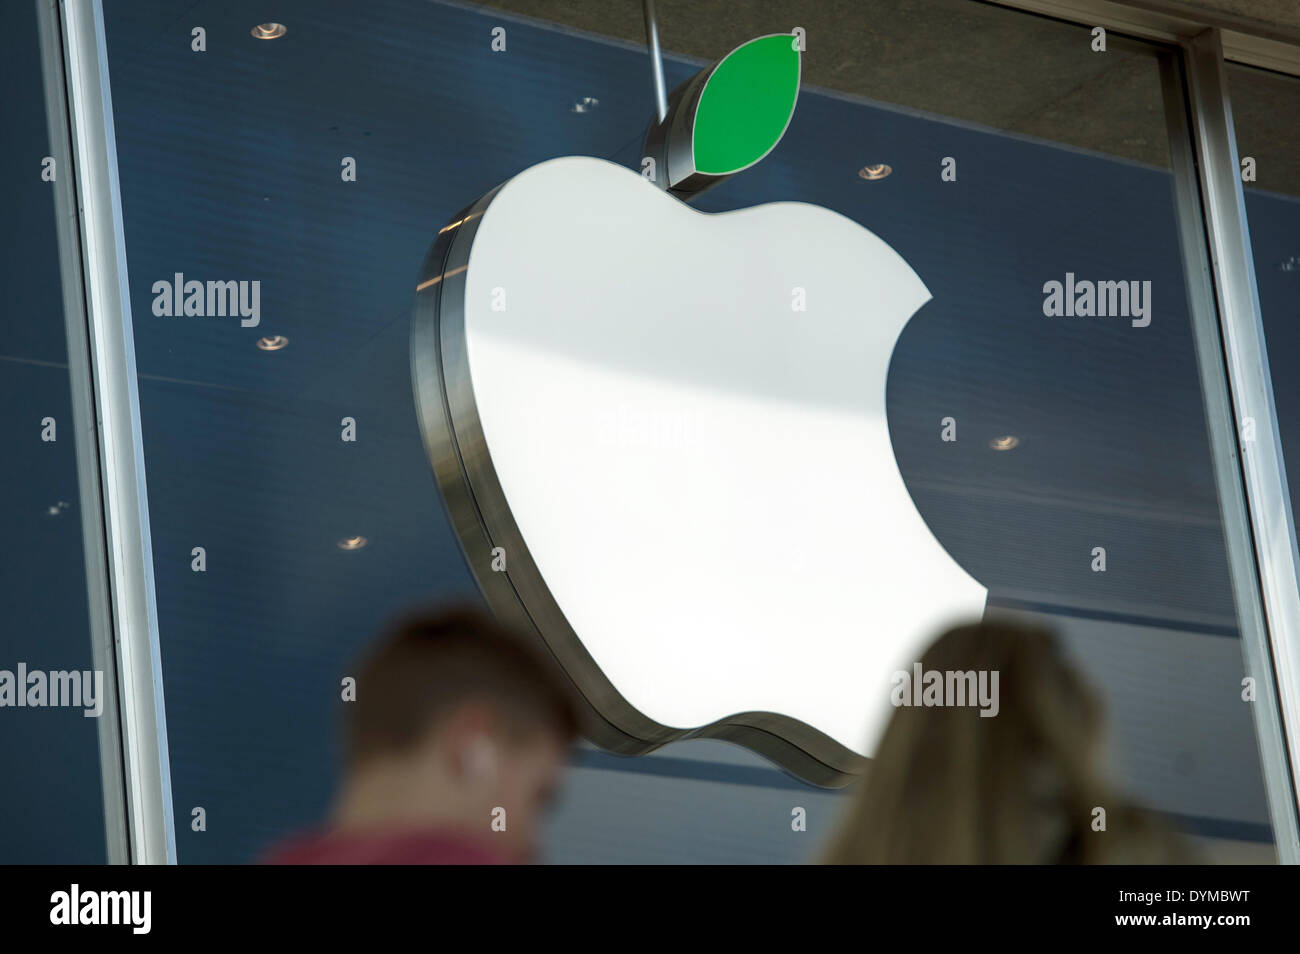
[692,35,801,176]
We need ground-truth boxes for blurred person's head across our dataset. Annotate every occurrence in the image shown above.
[822,618,1191,864]
[334,606,580,862]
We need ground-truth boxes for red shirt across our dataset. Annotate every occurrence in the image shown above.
[260,828,516,865]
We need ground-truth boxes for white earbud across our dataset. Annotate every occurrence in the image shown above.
[466,735,498,785]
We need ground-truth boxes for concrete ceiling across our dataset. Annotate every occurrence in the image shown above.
[1179,0,1300,32]
[475,0,1300,196]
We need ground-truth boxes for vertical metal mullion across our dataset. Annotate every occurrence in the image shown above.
[35,0,130,866]
[36,0,176,864]
[1170,29,1300,863]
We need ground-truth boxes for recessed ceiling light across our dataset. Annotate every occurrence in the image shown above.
[989,435,1020,451]
[256,335,289,351]
[337,535,368,551]
[251,23,286,40]
[858,164,892,180]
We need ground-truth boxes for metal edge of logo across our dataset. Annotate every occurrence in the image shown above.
[410,167,866,788]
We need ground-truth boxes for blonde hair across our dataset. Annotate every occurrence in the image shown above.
[822,620,1192,864]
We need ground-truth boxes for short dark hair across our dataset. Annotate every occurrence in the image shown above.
[346,605,580,765]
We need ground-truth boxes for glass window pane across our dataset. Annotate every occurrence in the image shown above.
[99,0,1277,863]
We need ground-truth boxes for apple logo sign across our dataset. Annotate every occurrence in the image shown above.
[411,35,985,785]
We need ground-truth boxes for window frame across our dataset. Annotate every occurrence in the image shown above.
[40,0,1300,864]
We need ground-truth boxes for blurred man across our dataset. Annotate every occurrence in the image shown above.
[263,606,579,864]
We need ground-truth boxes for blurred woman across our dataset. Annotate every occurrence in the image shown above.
[822,619,1192,864]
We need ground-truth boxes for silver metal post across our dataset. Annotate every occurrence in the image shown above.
[643,0,668,123]
[1179,28,1300,863]
[36,0,130,865]
[36,0,176,864]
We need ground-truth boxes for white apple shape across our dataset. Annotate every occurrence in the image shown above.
[416,155,986,765]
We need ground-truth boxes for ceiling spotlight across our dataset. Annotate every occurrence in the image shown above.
[858,163,892,180]
[251,23,286,40]
[337,536,368,551]
[989,435,1020,451]
[256,335,289,351]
